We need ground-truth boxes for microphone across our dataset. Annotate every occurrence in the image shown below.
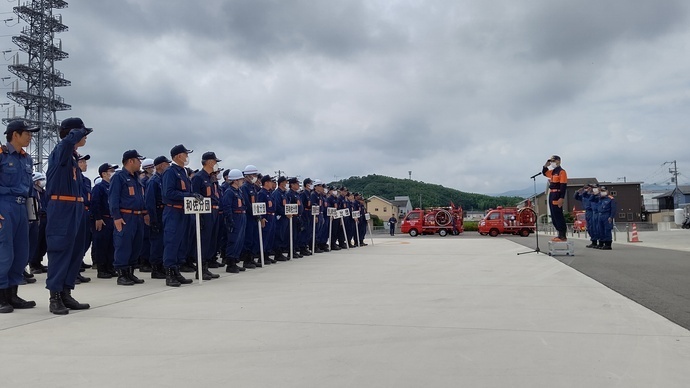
[530,172,541,179]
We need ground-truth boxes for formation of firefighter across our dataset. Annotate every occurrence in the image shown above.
[0,118,370,315]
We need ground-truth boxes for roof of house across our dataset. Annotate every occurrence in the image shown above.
[391,200,409,208]
[652,186,690,199]
[568,177,598,186]
[367,195,393,205]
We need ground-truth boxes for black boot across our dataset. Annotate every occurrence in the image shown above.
[274,251,288,262]
[225,262,240,273]
[151,263,166,279]
[116,268,135,286]
[166,267,181,287]
[596,241,604,249]
[49,291,68,315]
[586,241,596,248]
[174,267,193,284]
[76,273,91,283]
[9,285,35,309]
[0,288,14,313]
[61,288,90,310]
[243,259,256,269]
[602,241,612,250]
[195,263,212,281]
[97,268,113,279]
[204,263,219,279]
[127,267,145,284]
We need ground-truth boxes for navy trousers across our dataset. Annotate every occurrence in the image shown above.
[113,213,144,269]
[45,201,85,292]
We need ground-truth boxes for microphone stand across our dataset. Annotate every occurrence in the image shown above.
[518,172,544,255]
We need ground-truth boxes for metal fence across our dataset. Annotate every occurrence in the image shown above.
[539,222,658,242]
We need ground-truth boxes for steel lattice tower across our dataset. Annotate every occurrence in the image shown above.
[6,0,71,172]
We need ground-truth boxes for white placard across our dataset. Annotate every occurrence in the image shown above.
[252,202,267,215]
[336,209,346,218]
[365,213,371,220]
[352,210,360,218]
[327,207,337,217]
[184,197,212,214]
[311,205,320,216]
[285,203,299,215]
[343,208,350,217]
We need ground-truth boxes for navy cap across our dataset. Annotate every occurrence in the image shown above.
[154,155,172,166]
[202,151,221,162]
[277,176,288,184]
[77,154,90,161]
[303,178,313,186]
[170,144,193,158]
[288,177,299,185]
[98,163,118,175]
[223,169,230,178]
[60,117,92,132]
[122,150,145,163]
[5,120,39,134]
[261,175,273,184]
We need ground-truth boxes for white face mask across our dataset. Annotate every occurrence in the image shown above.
[549,162,557,169]
[38,180,46,189]
[251,176,257,184]
[306,184,311,190]
[183,156,190,167]
[592,188,599,194]
[600,192,608,197]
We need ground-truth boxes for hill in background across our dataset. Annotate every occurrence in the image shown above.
[329,174,524,211]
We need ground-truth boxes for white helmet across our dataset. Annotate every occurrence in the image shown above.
[142,158,155,169]
[94,177,103,185]
[242,164,259,175]
[227,169,244,180]
[32,172,46,182]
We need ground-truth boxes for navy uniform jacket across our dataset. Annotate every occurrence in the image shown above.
[598,195,617,221]
[162,163,192,205]
[300,189,312,218]
[310,191,322,215]
[286,189,302,213]
[191,170,215,202]
[45,128,88,199]
[326,195,337,211]
[81,176,92,211]
[574,190,594,211]
[240,181,256,216]
[109,169,146,219]
[257,188,275,220]
[221,185,246,229]
[145,173,164,225]
[0,143,33,198]
[271,187,287,217]
[91,180,111,221]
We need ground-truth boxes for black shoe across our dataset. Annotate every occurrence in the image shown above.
[165,267,181,287]
[116,269,135,286]
[269,258,277,264]
[139,263,152,273]
[23,276,36,284]
[61,288,90,310]
[49,291,68,315]
[97,271,113,279]
[0,288,13,313]
[23,270,34,279]
[331,245,341,251]
[208,260,220,268]
[151,264,166,279]
[586,243,596,248]
[226,263,240,273]
[301,249,312,256]
[243,261,256,269]
[76,274,91,283]
[30,266,45,274]
[9,286,35,309]
[174,267,193,284]
[179,264,196,273]
[127,267,145,284]
[274,252,288,261]
[81,262,92,269]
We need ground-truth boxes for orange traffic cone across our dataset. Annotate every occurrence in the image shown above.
[630,223,642,243]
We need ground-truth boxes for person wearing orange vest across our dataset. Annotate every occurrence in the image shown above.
[542,155,568,241]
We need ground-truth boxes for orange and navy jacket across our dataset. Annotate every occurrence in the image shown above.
[542,166,567,199]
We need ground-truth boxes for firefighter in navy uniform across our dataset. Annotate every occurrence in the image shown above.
[76,154,92,283]
[575,183,597,248]
[29,173,49,274]
[0,120,40,313]
[326,186,341,251]
[299,178,314,256]
[271,176,290,261]
[222,169,248,273]
[240,165,260,269]
[286,177,303,258]
[191,151,223,280]
[356,193,368,245]
[542,155,568,242]
[257,175,277,264]
[596,186,617,250]
[311,179,326,253]
[138,158,155,273]
[109,150,149,286]
[145,156,171,279]
[161,144,197,287]
[91,162,118,279]
[45,117,92,315]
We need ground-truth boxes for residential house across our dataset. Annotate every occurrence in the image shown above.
[367,196,400,221]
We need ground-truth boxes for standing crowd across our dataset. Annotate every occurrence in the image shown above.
[0,118,370,315]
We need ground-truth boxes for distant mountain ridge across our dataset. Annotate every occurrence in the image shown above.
[330,175,524,211]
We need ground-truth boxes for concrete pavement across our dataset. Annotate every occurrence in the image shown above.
[2,236,689,387]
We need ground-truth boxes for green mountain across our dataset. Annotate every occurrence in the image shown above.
[329,174,523,211]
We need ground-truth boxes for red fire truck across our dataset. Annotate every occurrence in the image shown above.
[573,210,586,232]
[400,205,464,237]
[478,206,536,237]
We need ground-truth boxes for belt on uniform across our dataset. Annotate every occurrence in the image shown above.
[50,195,84,203]
[549,189,560,192]
[305,207,311,210]
[102,214,112,218]
[166,204,183,209]
[157,205,165,209]
[234,210,246,214]
[212,205,219,209]
[120,209,148,215]
[266,212,275,215]
[0,195,27,204]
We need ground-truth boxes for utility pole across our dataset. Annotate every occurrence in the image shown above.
[408,170,412,180]
[617,177,627,183]
[664,160,679,192]
[274,169,284,178]
[5,0,71,172]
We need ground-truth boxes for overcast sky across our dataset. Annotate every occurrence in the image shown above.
[2,0,689,194]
